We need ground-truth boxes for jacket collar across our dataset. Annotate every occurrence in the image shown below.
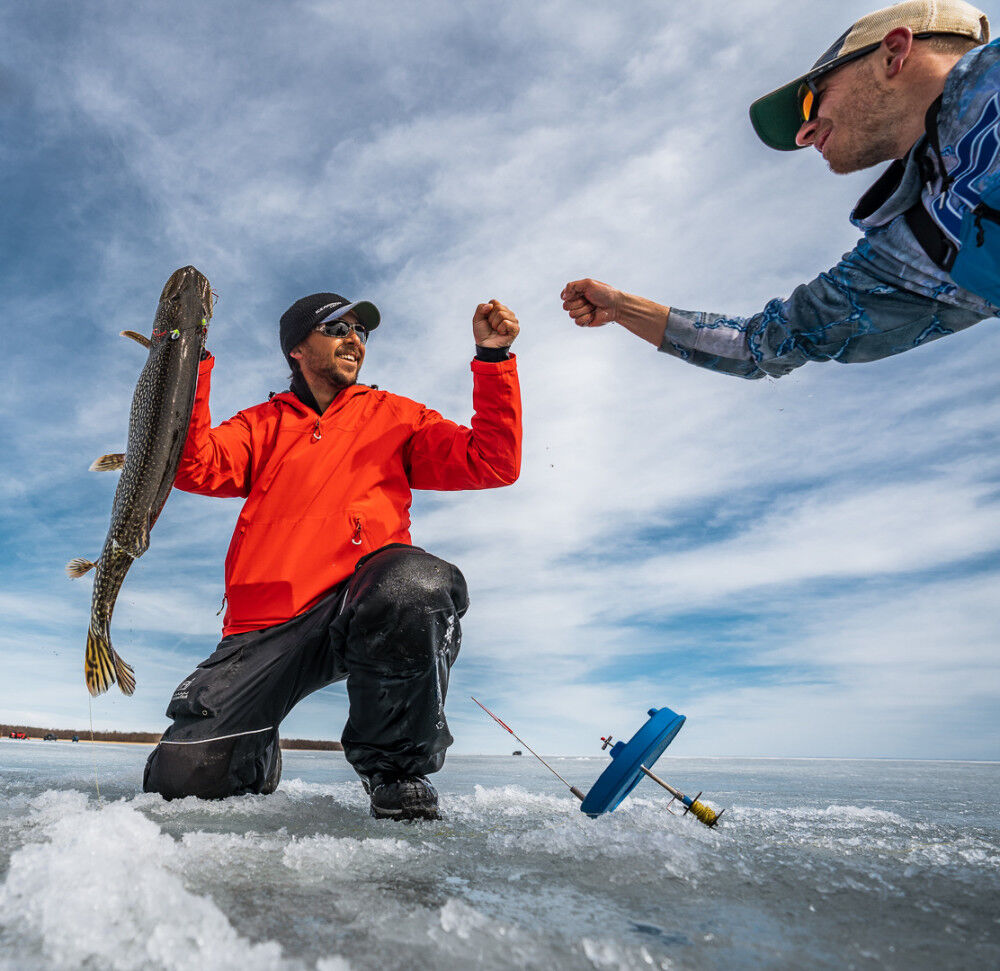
[851,95,947,231]
[289,370,322,413]
[273,378,372,418]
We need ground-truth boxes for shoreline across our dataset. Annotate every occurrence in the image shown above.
[2,737,156,746]
[1,731,343,751]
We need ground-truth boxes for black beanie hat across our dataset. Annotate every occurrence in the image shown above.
[279,292,381,365]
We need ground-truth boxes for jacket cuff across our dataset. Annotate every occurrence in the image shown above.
[471,353,517,373]
[475,345,510,362]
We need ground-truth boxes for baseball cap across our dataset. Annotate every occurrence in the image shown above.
[749,0,990,151]
[279,292,381,364]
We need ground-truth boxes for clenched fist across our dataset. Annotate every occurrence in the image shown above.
[473,300,519,349]
[560,279,622,328]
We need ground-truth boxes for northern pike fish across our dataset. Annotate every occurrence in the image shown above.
[67,266,213,696]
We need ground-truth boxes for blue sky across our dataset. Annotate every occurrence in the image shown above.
[2,0,998,760]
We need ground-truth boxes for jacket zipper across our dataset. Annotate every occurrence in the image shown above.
[223,526,247,612]
[312,419,322,441]
[971,202,1000,247]
[351,516,363,546]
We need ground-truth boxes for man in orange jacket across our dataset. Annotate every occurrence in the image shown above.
[143,292,522,820]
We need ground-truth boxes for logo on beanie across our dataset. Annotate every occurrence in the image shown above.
[313,302,344,320]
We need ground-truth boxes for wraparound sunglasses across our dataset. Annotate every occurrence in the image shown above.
[314,320,368,343]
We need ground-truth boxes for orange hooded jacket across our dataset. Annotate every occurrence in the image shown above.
[174,354,521,636]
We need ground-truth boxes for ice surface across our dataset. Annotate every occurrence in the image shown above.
[0,796,291,970]
[0,741,998,970]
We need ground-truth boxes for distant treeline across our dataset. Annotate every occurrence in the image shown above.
[280,738,343,751]
[2,724,343,751]
[2,724,161,743]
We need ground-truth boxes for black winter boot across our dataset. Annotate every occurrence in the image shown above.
[364,774,440,821]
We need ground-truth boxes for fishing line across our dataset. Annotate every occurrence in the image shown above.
[471,697,587,800]
[88,695,102,803]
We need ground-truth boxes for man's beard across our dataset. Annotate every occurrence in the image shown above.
[318,361,358,390]
[827,61,902,174]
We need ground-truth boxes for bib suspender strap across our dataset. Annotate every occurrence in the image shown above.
[905,201,958,270]
[853,96,958,273]
[905,94,958,272]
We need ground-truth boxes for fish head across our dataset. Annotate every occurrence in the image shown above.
[150,266,214,346]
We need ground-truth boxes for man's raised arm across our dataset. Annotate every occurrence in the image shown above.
[174,354,254,497]
[406,300,522,489]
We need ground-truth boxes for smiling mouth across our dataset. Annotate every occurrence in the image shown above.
[336,352,360,365]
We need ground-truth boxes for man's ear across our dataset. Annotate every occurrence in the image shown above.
[879,26,914,79]
[289,346,303,362]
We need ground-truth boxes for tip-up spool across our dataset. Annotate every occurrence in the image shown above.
[580,707,685,817]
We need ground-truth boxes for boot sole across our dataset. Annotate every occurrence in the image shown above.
[369,805,441,821]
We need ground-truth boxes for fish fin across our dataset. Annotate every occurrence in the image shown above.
[85,628,116,696]
[66,557,98,579]
[90,453,126,472]
[113,650,136,696]
[121,330,152,349]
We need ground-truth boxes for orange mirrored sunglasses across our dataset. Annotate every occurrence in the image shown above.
[798,78,820,124]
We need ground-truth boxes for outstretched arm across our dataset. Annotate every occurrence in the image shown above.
[562,247,989,380]
[561,279,669,348]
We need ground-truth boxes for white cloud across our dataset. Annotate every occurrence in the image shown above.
[2,0,998,758]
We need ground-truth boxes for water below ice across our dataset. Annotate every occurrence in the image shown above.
[0,739,997,970]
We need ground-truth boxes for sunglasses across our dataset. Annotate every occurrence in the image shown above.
[794,36,934,127]
[798,77,821,124]
[314,320,368,343]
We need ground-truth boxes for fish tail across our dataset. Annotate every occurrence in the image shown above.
[85,627,117,696]
[114,650,136,696]
[66,557,98,579]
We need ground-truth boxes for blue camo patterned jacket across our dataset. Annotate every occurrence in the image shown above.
[662,38,1000,379]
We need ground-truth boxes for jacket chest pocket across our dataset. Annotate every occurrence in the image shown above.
[254,438,347,506]
[254,428,315,496]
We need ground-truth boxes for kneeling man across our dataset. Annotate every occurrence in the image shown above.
[144,292,521,820]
